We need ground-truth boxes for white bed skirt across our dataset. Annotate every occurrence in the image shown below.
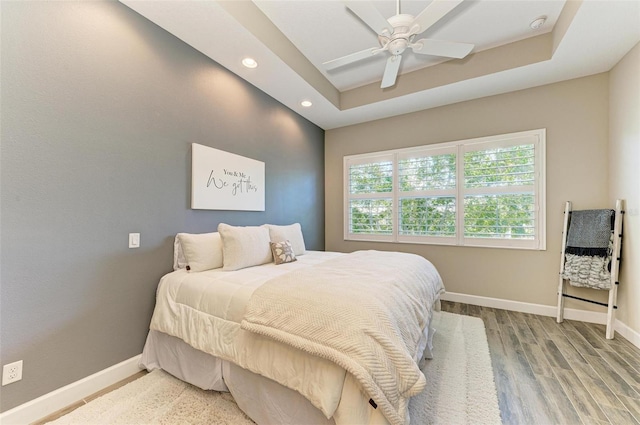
[140,330,334,424]
[140,316,436,425]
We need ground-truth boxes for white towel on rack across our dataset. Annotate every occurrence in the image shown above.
[563,234,613,290]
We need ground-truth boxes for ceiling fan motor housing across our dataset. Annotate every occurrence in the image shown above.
[384,14,416,55]
[388,39,408,55]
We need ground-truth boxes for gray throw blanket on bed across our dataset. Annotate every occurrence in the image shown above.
[562,209,614,290]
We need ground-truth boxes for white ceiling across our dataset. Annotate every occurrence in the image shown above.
[254,0,566,91]
[121,0,640,130]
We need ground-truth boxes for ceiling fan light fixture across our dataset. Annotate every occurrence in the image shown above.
[530,16,547,30]
[242,57,258,68]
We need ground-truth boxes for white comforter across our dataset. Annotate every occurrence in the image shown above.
[149,250,444,424]
[150,251,346,418]
[241,251,445,425]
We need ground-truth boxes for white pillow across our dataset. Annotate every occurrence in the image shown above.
[265,223,306,256]
[173,235,188,270]
[218,223,273,271]
[176,232,224,272]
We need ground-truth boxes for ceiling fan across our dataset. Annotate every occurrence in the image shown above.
[323,0,474,89]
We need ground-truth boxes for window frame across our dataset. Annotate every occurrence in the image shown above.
[343,129,546,250]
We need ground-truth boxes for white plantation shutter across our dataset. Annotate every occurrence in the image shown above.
[345,154,394,241]
[461,134,544,249]
[397,148,457,243]
[343,130,546,250]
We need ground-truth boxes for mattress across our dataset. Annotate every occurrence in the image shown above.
[143,250,443,425]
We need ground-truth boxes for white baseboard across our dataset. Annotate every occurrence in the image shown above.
[615,319,640,349]
[0,354,143,425]
[440,292,640,349]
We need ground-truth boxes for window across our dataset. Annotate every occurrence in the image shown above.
[346,154,394,238]
[344,129,546,250]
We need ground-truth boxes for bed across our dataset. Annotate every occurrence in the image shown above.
[140,223,445,425]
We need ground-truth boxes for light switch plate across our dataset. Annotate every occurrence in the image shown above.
[129,233,140,248]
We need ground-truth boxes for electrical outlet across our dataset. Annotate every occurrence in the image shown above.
[2,360,23,386]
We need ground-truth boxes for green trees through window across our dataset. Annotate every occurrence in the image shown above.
[463,144,536,239]
[348,161,393,235]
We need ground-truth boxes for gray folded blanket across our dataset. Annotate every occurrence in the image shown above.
[565,209,614,257]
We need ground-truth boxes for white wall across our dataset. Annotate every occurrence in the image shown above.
[609,42,640,336]
[326,74,611,312]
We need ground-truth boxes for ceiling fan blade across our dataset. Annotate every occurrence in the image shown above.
[381,55,402,88]
[411,39,473,59]
[323,47,383,71]
[344,1,393,35]
[410,0,464,35]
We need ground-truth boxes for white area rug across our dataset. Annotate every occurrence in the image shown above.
[409,311,502,424]
[48,312,501,425]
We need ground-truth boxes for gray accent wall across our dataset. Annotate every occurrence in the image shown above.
[0,1,324,412]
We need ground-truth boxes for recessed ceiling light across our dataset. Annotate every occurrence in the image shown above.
[242,57,258,69]
[530,16,547,30]
[300,100,313,108]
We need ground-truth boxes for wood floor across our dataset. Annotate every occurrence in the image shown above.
[31,371,148,425]
[441,300,640,425]
[33,302,640,425]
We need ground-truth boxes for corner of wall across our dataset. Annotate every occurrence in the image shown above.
[608,41,640,337]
